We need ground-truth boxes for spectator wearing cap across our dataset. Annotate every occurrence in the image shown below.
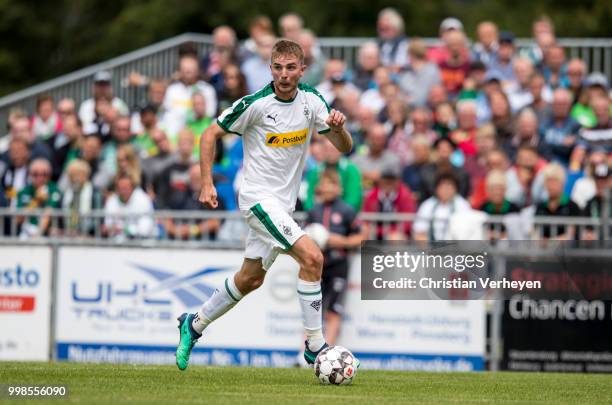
[304,136,363,212]
[398,39,442,107]
[376,8,409,72]
[427,17,468,65]
[506,57,536,112]
[413,171,472,241]
[363,165,416,240]
[17,158,62,238]
[534,163,581,240]
[540,88,580,165]
[487,31,516,84]
[471,21,499,67]
[419,137,470,202]
[436,29,471,99]
[103,173,154,240]
[0,137,31,207]
[163,54,217,138]
[31,95,61,140]
[571,72,609,128]
[582,162,611,240]
[353,42,380,92]
[474,70,502,125]
[542,45,569,90]
[352,123,401,192]
[78,71,129,130]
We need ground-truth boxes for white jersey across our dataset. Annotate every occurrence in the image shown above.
[217,82,330,211]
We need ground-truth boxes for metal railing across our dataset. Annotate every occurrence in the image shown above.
[2,33,612,130]
[0,208,607,246]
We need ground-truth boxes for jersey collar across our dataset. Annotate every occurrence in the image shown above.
[272,82,298,103]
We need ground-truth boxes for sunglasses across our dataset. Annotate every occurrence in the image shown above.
[31,171,50,177]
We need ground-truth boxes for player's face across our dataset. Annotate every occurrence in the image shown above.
[270,54,305,99]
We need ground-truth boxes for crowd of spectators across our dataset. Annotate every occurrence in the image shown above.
[0,9,610,241]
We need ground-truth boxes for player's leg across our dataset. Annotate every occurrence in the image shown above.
[286,235,327,363]
[176,239,268,370]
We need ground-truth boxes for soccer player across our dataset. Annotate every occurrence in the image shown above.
[176,39,354,371]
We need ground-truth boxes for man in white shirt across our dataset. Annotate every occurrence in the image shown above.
[162,54,217,139]
[103,173,154,240]
[78,71,129,129]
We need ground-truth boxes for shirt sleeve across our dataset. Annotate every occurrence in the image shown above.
[216,96,257,136]
[312,92,331,134]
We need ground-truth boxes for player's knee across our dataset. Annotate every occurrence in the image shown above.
[302,249,324,276]
[236,271,265,294]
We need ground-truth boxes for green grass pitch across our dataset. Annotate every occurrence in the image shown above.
[0,362,610,404]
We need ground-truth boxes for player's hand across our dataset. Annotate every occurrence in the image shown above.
[326,109,346,132]
[199,183,218,209]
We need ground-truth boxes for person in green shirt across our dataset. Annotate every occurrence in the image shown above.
[304,137,362,212]
[186,92,213,159]
[17,159,62,237]
[132,105,159,158]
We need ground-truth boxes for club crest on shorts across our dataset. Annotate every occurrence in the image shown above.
[282,224,293,237]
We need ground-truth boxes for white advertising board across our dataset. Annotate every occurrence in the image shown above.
[56,247,484,369]
[0,246,52,361]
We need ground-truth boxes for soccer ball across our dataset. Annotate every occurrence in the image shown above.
[314,346,357,385]
[304,223,330,249]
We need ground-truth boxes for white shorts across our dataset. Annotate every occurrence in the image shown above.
[243,200,305,270]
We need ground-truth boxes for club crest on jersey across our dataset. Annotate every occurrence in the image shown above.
[265,128,308,148]
[303,103,311,119]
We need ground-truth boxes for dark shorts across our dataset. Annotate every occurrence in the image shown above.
[321,261,348,316]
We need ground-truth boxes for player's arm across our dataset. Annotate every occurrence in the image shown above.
[199,122,227,209]
[325,109,352,154]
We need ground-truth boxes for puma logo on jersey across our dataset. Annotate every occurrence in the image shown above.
[265,129,308,148]
[266,113,277,123]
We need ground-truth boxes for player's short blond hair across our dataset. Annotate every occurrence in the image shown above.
[271,39,304,64]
